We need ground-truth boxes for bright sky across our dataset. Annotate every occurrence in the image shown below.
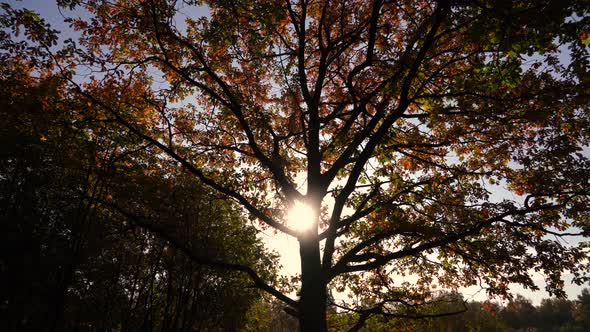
[8,0,586,306]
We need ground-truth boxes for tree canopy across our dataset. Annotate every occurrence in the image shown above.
[2,0,590,331]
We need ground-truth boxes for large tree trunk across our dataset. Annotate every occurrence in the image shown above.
[298,235,328,332]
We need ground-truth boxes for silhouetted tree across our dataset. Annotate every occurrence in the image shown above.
[3,1,590,330]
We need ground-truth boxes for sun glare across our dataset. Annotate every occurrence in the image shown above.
[286,201,316,232]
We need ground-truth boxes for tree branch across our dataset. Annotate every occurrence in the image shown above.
[97,198,298,309]
[330,200,572,279]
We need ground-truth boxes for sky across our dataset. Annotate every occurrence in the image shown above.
[6,0,587,306]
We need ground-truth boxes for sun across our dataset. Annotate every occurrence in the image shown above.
[286,201,316,232]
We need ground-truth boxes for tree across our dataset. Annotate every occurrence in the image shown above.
[0,26,277,331]
[6,0,590,330]
[537,298,574,332]
[62,169,277,332]
[500,295,538,331]
[0,55,103,331]
[572,288,590,330]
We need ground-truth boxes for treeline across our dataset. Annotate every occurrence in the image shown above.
[424,292,590,332]
[328,291,590,332]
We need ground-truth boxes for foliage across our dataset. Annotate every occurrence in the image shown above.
[0,57,95,331]
[2,0,590,330]
[330,290,590,331]
[0,49,276,331]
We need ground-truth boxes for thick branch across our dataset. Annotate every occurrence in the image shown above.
[322,3,449,270]
[337,298,467,332]
[99,199,298,309]
[329,201,572,279]
[69,81,300,237]
[148,3,302,201]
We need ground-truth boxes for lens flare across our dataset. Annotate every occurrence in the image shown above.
[286,201,315,232]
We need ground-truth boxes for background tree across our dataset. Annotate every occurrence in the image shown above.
[500,295,538,331]
[4,0,590,331]
[536,298,574,332]
[571,289,590,330]
[328,291,590,331]
[0,14,278,331]
[0,54,104,331]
